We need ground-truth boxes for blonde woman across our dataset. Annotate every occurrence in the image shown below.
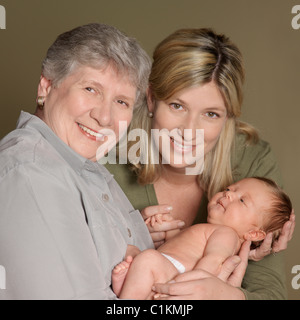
[106,28,295,299]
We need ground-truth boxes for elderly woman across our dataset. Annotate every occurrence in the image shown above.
[0,23,154,299]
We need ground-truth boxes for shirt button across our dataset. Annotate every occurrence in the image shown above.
[102,194,109,202]
[127,228,132,238]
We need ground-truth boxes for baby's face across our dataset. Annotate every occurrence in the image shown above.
[207,178,271,240]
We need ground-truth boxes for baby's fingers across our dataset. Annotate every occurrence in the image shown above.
[141,205,173,220]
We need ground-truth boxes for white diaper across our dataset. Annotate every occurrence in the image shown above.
[161,253,186,274]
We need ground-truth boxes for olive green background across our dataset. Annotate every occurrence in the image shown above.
[0,0,299,299]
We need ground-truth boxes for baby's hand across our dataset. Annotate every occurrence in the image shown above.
[141,205,185,248]
[145,213,174,228]
[112,256,133,297]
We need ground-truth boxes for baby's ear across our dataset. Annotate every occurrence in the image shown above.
[244,229,266,242]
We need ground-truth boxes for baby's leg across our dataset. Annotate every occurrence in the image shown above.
[112,256,133,297]
[119,249,179,300]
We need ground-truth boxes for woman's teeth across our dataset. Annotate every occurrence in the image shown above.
[171,137,193,151]
[78,124,104,139]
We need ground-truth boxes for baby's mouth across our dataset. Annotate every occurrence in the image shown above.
[217,199,226,210]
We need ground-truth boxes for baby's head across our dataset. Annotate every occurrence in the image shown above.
[207,177,292,248]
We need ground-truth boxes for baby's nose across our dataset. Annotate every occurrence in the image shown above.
[224,190,234,201]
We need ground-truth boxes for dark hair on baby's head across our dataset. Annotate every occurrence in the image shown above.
[251,177,293,249]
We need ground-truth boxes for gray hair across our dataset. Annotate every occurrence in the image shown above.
[42,23,151,108]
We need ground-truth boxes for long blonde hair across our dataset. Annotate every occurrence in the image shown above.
[128,28,258,199]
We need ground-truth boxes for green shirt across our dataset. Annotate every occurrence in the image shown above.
[106,133,287,300]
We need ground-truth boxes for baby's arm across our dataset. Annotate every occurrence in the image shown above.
[194,226,241,276]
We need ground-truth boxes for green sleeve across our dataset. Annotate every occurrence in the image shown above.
[232,134,287,300]
[231,134,283,187]
[240,253,287,300]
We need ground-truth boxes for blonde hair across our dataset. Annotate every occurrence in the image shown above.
[128,28,258,198]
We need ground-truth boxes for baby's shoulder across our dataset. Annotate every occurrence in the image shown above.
[191,223,233,232]
[208,225,241,253]
[198,224,239,241]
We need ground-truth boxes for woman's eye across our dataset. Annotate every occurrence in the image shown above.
[206,112,219,118]
[85,87,95,93]
[170,103,183,110]
[240,198,245,204]
[117,100,129,107]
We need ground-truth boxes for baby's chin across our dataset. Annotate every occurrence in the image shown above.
[206,213,216,224]
[206,209,222,225]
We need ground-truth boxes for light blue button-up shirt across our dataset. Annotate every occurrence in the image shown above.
[0,112,153,300]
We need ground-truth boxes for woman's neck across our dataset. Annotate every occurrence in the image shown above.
[159,164,199,187]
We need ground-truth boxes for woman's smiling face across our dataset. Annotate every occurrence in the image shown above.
[37,64,137,161]
[148,81,227,172]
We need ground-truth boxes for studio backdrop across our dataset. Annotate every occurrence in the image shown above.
[0,0,299,299]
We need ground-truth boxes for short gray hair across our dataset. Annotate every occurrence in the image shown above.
[42,23,151,108]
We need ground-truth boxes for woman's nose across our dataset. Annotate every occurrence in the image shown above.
[91,102,112,127]
[178,120,198,142]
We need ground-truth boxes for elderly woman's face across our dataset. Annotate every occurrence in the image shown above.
[38,65,137,161]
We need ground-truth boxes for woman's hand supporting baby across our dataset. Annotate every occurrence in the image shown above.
[152,241,251,300]
[249,211,295,261]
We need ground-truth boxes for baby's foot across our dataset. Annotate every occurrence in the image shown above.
[112,256,133,297]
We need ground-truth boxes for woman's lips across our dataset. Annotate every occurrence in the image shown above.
[77,123,105,141]
[170,137,195,153]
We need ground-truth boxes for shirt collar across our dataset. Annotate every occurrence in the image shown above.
[17,111,113,182]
